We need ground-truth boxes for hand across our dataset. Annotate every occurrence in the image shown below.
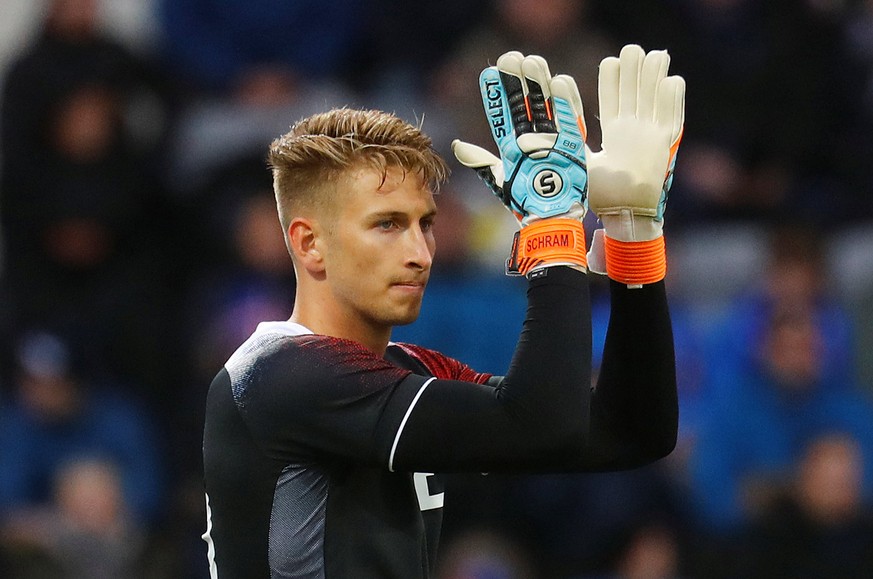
[586,44,685,285]
[451,52,590,277]
[451,51,588,223]
[587,44,685,243]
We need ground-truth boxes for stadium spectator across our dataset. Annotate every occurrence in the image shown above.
[702,223,856,399]
[0,331,165,527]
[687,304,873,533]
[637,0,858,226]
[0,457,171,579]
[0,0,176,404]
[154,0,365,192]
[732,433,873,578]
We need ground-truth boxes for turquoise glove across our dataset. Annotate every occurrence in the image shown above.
[452,51,588,222]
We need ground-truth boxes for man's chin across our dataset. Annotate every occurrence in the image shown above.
[388,304,424,327]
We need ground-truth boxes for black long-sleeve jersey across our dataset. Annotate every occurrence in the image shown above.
[202,268,678,578]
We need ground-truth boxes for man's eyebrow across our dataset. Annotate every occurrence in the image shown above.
[367,208,438,220]
[367,210,405,220]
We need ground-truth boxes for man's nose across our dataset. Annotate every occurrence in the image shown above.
[405,226,433,270]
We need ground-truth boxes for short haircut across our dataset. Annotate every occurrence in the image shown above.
[268,108,450,236]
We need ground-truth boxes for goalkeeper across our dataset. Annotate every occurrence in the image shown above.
[202,44,684,579]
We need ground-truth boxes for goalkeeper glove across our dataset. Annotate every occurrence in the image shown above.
[452,51,589,278]
[586,44,685,287]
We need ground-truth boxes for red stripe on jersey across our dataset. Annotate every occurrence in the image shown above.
[392,343,493,384]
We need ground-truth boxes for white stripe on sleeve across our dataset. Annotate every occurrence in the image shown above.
[388,377,436,472]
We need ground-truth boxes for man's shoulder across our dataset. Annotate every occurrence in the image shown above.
[225,321,338,373]
[227,320,309,354]
[388,342,494,384]
[223,321,315,395]
[225,322,409,395]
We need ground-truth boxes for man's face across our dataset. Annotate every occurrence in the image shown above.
[319,165,437,333]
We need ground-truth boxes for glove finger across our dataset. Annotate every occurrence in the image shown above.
[639,50,670,122]
[479,65,520,158]
[451,139,508,207]
[549,74,587,157]
[521,55,556,133]
[656,75,686,147]
[618,44,645,118]
[496,51,531,135]
[517,132,558,156]
[451,139,502,169]
[598,56,620,123]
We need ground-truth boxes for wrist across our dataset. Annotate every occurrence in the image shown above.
[599,210,663,242]
[603,235,666,286]
[506,218,588,277]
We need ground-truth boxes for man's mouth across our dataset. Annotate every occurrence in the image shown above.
[391,280,427,290]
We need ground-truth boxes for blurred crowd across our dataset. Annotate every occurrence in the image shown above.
[3,0,873,577]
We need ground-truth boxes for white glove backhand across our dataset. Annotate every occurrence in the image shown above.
[587,44,685,245]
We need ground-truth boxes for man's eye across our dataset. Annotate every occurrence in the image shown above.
[378,220,396,230]
[421,219,434,232]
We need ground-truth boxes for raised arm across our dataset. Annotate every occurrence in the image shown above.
[393,51,596,472]
[582,45,685,469]
[396,46,683,473]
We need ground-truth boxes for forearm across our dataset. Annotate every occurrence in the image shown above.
[577,44,683,468]
[585,280,678,469]
[391,266,593,472]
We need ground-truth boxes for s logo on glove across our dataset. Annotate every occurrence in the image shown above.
[534,170,562,197]
[452,52,589,222]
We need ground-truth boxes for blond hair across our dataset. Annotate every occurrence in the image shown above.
[268,108,449,234]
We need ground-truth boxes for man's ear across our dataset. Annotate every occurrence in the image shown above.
[287,217,325,274]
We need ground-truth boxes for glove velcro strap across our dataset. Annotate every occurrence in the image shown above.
[604,235,667,285]
[507,218,587,277]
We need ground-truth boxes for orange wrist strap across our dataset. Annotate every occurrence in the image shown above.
[507,218,587,277]
[604,235,667,285]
